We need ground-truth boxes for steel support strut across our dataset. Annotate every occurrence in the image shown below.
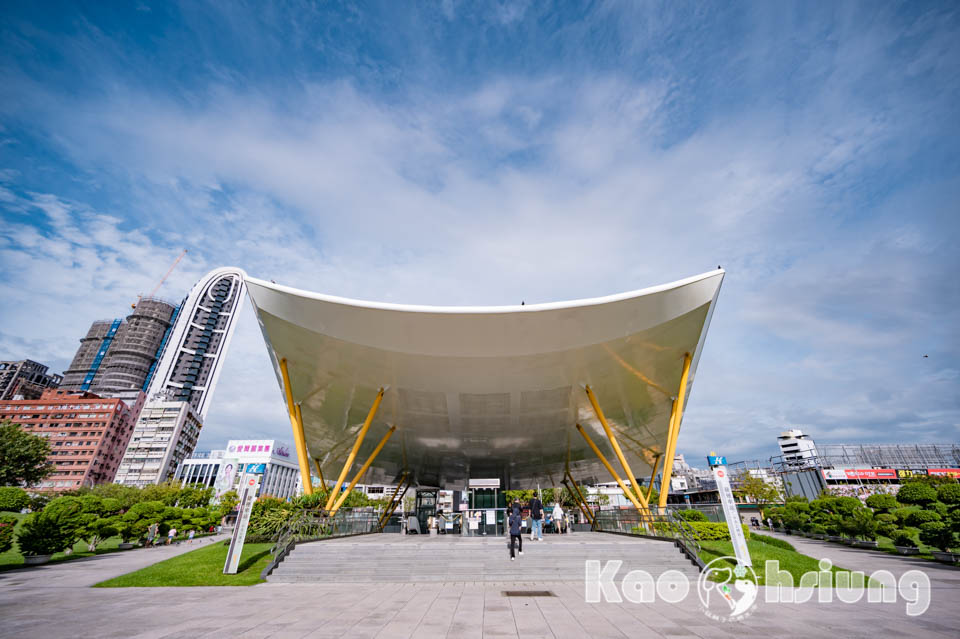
[325,388,385,511]
[280,358,313,496]
[645,453,662,504]
[658,354,692,511]
[576,424,645,512]
[330,425,397,515]
[563,471,595,526]
[584,385,649,510]
[379,472,410,529]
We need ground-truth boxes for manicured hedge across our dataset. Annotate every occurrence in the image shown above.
[686,521,751,541]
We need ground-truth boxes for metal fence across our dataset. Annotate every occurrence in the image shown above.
[593,509,704,568]
[261,508,382,578]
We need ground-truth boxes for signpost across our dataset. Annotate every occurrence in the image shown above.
[707,453,752,568]
[223,473,261,574]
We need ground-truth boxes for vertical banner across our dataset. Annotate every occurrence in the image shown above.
[710,458,752,568]
[223,473,261,574]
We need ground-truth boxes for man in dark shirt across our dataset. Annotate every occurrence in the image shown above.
[529,495,544,541]
[508,503,523,560]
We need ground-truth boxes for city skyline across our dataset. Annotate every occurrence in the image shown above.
[1,3,958,463]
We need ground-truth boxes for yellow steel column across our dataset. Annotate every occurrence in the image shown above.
[585,385,648,509]
[658,354,692,510]
[325,388,385,510]
[379,472,409,528]
[330,425,397,515]
[575,424,645,512]
[312,457,325,492]
[280,358,313,496]
[563,472,595,526]
[645,453,662,504]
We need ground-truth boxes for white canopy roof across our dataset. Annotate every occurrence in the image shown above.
[244,269,724,489]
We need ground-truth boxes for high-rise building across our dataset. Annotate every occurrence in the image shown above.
[145,268,245,419]
[777,429,818,466]
[0,359,62,400]
[116,268,246,486]
[60,298,177,395]
[0,388,144,491]
[113,400,202,487]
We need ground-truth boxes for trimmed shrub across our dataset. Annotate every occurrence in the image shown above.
[865,493,898,513]
[891,530,917,548]
[875,513,897,538]
[687,521,751,541]
[674,509,708,522]
[919,521,955,552]
[17,511,76,555]
[905,510,942,528]
[0,486,30,512]
[0,514,17,553]
[752,533,795,551]
[892,507,916,525]
[897,482,938,506]
[937,483,960,506]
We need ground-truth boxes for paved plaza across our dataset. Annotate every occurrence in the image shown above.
[1,531,958,638]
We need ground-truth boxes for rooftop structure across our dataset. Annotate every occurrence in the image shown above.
[0,359,62,400]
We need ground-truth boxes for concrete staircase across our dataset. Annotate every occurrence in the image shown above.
[268,532,700,583]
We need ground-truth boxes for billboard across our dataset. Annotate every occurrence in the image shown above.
[213,457,239,498]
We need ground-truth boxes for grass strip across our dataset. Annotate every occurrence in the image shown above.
[94,541,272,587]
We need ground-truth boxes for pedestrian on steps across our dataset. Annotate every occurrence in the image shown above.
[509,506,523,561]
[529,494,544,540]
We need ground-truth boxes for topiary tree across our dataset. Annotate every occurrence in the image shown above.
[0,514,17,553]
[905,510,942,527]
[16,503,81,556]
[90,483,142,509]
[897,482,938,506]
[936,483,960,506]
[919,521,955,552]
[875,513,897,538]
[845,508,878,541]
[865,493,898,513]
[0,486,30,512]
[891,529,917,548]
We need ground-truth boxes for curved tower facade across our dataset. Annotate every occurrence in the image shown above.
[145,267,246,420]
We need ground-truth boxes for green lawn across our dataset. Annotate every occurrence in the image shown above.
[699,538,876,587]
[0,513,131,571]
[95,541,272,587]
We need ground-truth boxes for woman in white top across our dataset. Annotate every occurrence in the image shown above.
[552,503,564,533]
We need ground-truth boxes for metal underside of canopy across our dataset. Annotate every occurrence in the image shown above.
[244,269,724,490]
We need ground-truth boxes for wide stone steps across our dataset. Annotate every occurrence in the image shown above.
[268,532,700,583]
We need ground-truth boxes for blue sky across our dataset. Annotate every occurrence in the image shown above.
[1,1,957,466]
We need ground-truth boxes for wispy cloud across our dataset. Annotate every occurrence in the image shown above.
[0,2,958,463]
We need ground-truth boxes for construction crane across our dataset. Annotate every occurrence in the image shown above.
[132,249,188,308]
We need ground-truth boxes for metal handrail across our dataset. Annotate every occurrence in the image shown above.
[261,508,381,579]
[593,509,704,570]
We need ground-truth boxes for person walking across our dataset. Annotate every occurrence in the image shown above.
[146,522,158,547]
[187,529,196,543]
[552,502,565,534]
[167,527,177,545]
[508,505,523,561]
[529,494,544,540]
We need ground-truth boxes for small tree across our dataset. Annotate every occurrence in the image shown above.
[897,482,938,507]
[846,508,878,541]
[936,483,960,506]
[16,498,83,556]
[0,486,30,512]
[865,493,898,513]
[0,421,53,486]
[216,490,239,519]
[733,472,782,519]
[919,521,955,552]
[0,514,17,553]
